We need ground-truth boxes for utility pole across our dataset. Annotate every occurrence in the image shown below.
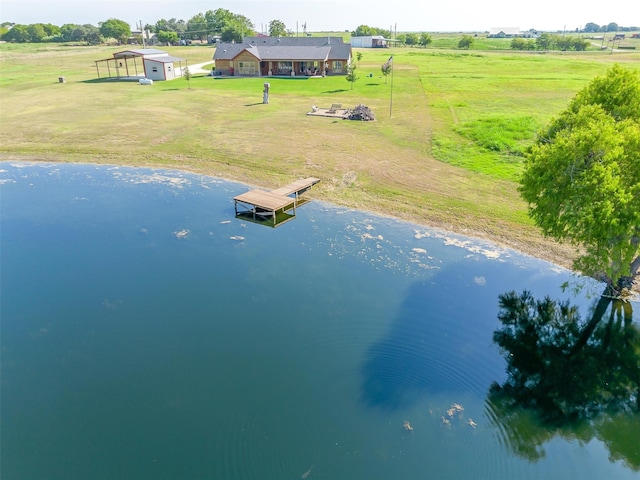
[139,20,146,47]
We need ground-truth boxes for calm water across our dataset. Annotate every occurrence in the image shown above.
[1,162,638,480]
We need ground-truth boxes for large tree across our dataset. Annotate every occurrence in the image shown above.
[352,25,391,38]
[153,18,187,36]
[457,35,474,49]
[99,18,131,44]
[520,65,640,297]
[419,33,432,48]
[268,19,287,37]
[205,8,253,38]
[156,30,178,46]
[186,13,207,41]
[3,24,30,42]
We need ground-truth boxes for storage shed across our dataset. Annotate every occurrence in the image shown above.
[350,36,388,48]
[95,49,185,81]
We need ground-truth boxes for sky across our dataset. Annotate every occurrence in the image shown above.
[1,0,638,33]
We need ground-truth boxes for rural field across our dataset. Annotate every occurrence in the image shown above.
[1,38,639,268]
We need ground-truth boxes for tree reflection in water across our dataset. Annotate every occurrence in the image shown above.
[488,290,640,470]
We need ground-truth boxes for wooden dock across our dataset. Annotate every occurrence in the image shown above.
[233,177,321,226]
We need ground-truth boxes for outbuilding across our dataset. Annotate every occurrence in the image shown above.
[350,36,388,48]
[95,49,185,81]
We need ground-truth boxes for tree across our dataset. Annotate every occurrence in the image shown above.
[99,18,131,44]
[205,8,253,38]
[346,62,358,90]
[220,24,244,43]
[511,37,535,50]
[458,35,474,49]
[519,65,640,296]
[353,25,374,36]
[186,13,207,42]
[184,66,192,89]
[405,33,419,46]
[556,35,588,51]
[83,24,102,45]
[352,25,391,38]
[3,24,30,42]
[26,24,47,42]
[419,33,432,48]
[153,18,186,35]
[583,22,600,33]
[535,32,555,51]
[268,19,287,37]
[156,30,178,46]
[607,22,619,32]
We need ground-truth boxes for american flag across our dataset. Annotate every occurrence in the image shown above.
[383,55,393,70]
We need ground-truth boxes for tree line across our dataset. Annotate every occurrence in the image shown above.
[0,9,261,45]
[582,22,638,33]
[1,17,636,45]
[510,33,589,51]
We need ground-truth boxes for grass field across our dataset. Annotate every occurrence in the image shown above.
[1,40,639,267]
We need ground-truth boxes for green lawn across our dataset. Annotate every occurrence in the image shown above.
[1,41,638,266]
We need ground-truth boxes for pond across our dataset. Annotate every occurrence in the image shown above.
[1,162,638,479]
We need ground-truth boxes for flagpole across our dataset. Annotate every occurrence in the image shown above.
[389,55,394,118]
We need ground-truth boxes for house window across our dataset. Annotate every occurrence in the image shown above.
[276,61,292,74]
[152,66,158,73]
[332,61,343,73]
[238,61,256,75]
[168,65,172,71]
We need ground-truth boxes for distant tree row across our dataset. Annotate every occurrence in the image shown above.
[0,19,123,44]
[581,22,638,33]
[0,8,256,45]
[352,25,392,38]
[147,9,254,44]
[511,34,588,51]
[395,33,433,47]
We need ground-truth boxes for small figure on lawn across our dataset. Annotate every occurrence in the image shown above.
[263,82,270,104]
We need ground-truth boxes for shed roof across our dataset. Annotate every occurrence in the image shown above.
[144,55,184,63]
[112,48,169,59]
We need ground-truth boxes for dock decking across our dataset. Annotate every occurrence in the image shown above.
[233,177,321,226]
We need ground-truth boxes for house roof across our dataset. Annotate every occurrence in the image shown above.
[489,27,520,36]
[213,36,351,62]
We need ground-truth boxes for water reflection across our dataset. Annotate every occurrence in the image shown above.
[488,290,640,470]
[360,264,503,410]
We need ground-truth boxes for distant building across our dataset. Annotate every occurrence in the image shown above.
[350,35,388,48]
[488,27,521,38]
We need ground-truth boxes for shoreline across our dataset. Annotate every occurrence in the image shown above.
[1,154,577,269]
[4,155,638,299]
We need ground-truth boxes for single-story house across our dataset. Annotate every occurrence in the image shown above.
[212,36,352,77]
[488,27,521,38]
[95,48,185,81]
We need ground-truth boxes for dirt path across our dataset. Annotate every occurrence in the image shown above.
[182,61,214,74]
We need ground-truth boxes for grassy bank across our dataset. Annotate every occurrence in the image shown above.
[2,42,638,268]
